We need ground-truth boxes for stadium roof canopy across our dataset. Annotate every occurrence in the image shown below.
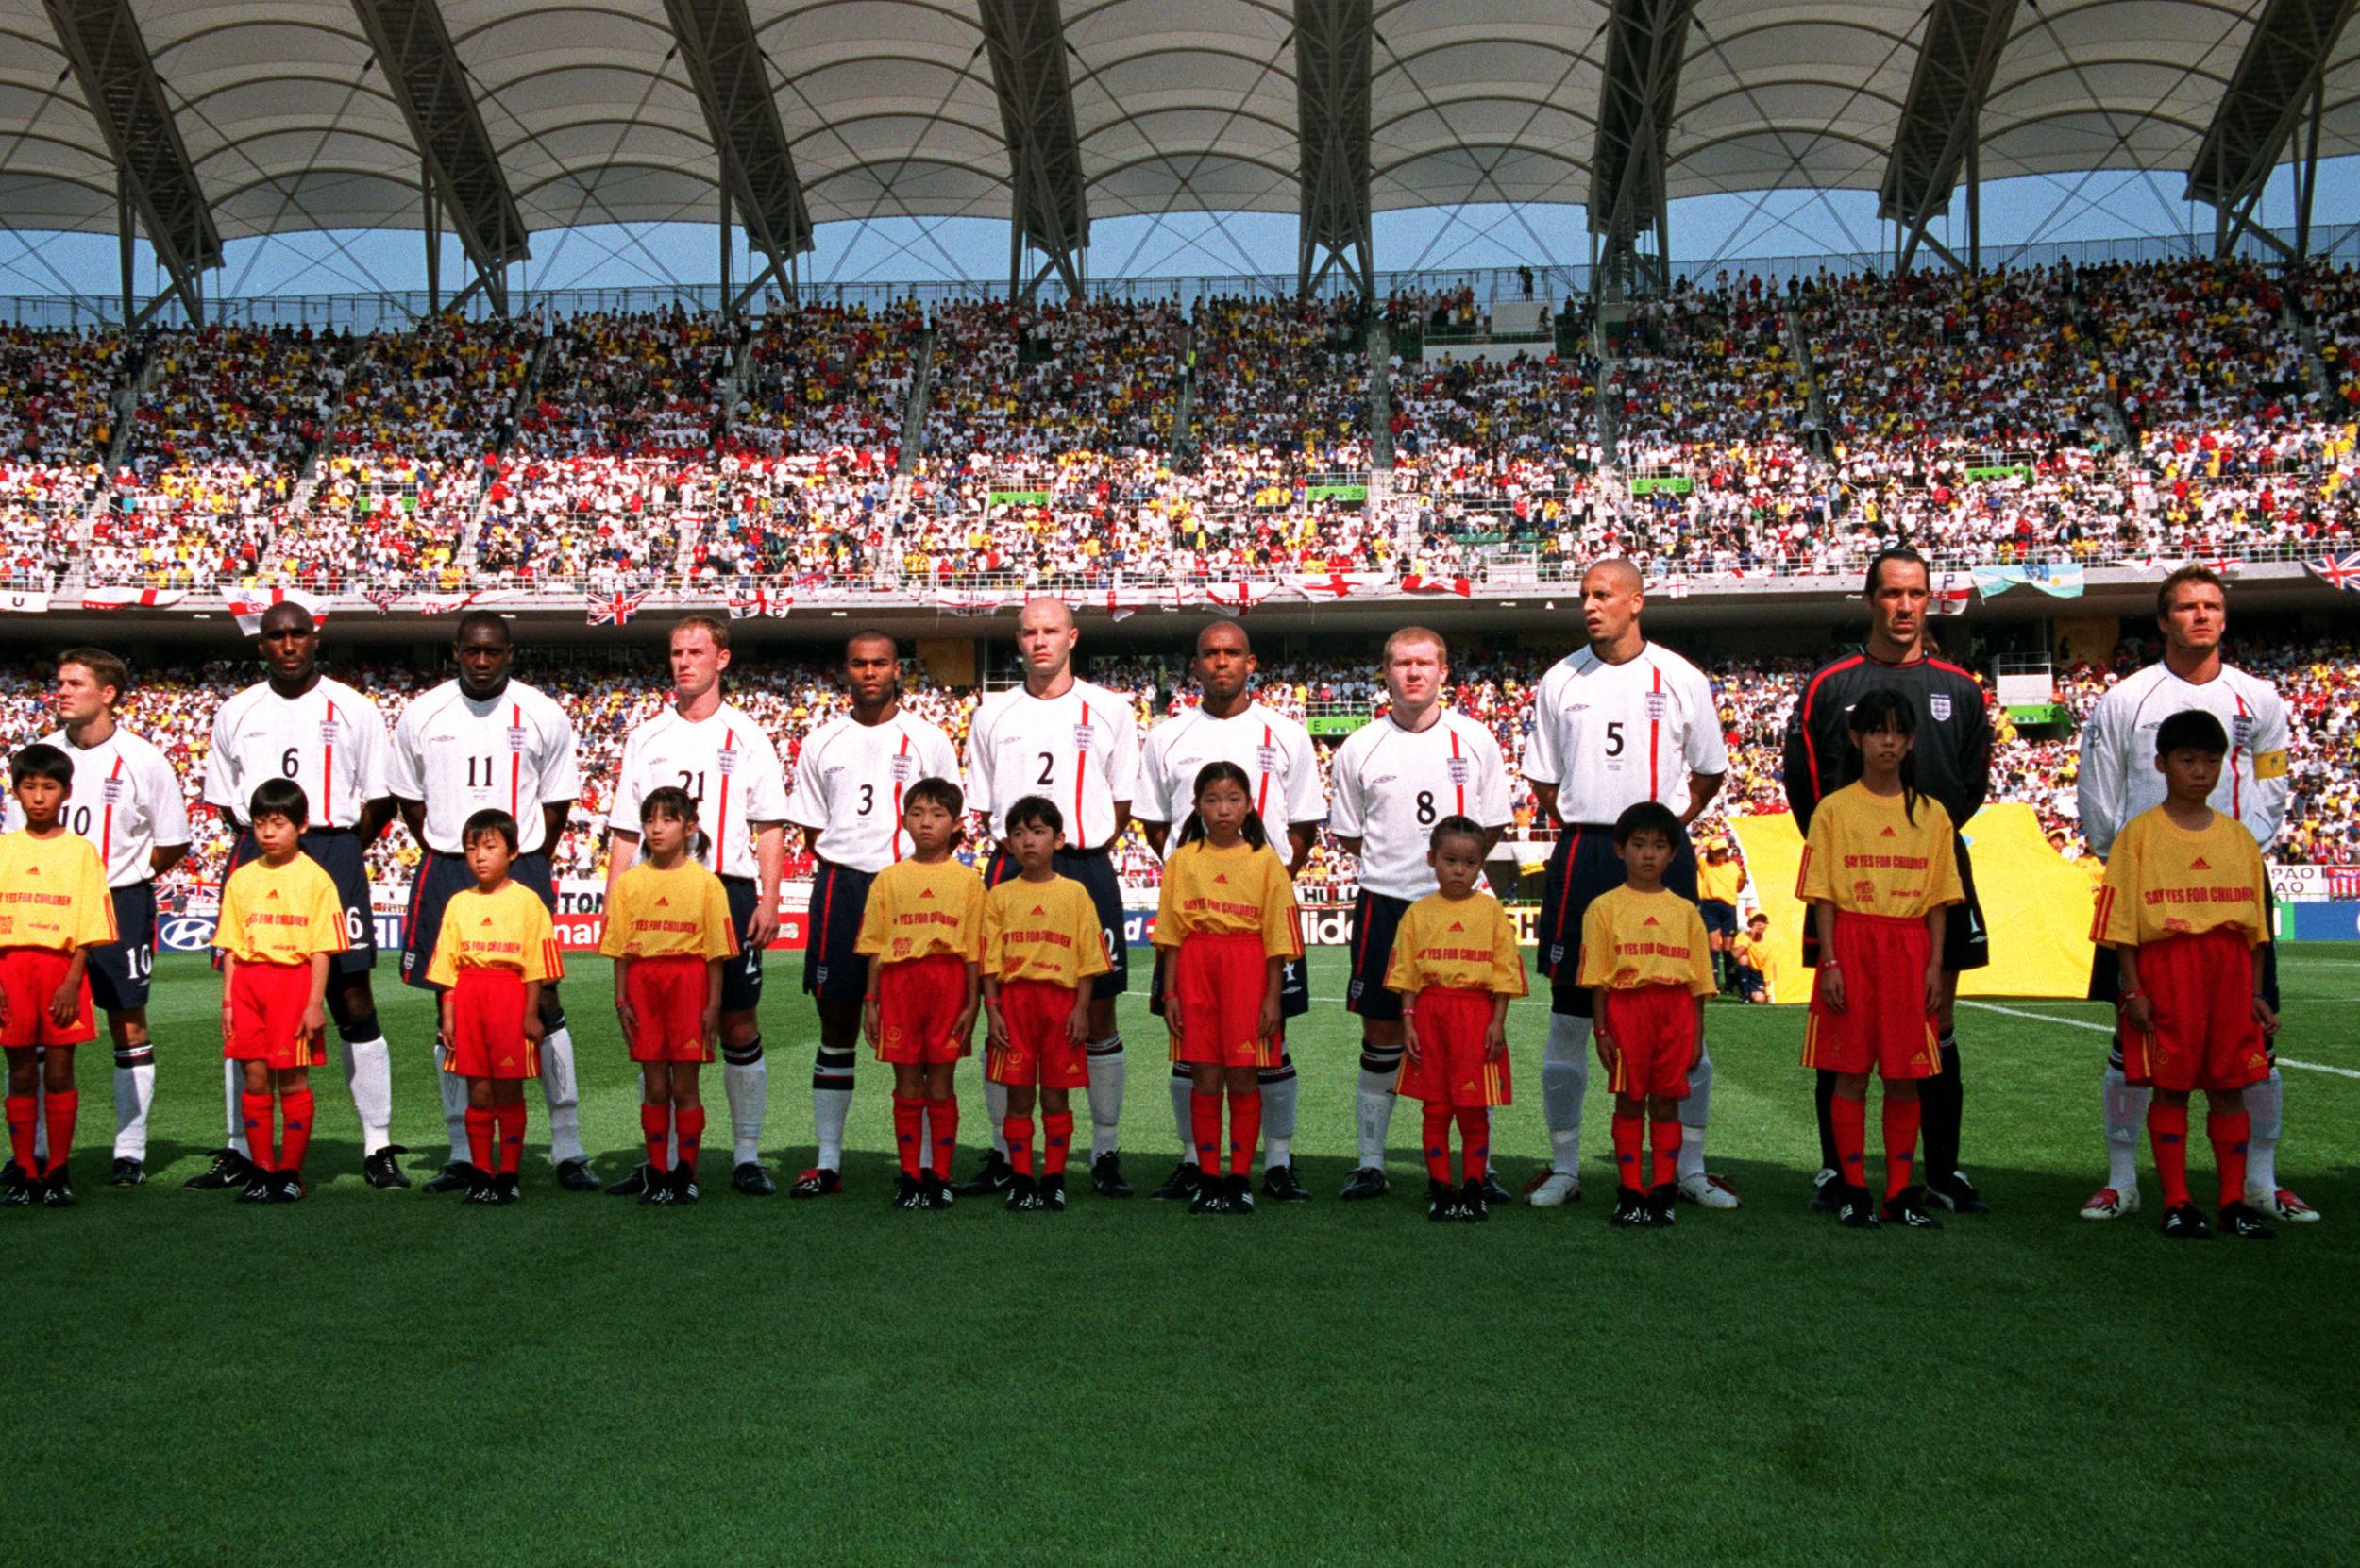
[4,0,2356,312]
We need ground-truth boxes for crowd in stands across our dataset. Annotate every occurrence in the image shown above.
[3,257,2358,599]
[1,627,2346,931]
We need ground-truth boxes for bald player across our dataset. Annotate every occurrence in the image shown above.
[960,598,1141,1199]
[1135,617,1324,1203]
[1524,560,1735,1209]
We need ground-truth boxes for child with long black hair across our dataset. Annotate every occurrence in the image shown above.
[1797,689,1964,1231]
[1153,762,1301,1215]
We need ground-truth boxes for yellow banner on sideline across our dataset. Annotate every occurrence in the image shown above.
[1728,801,2099,1003]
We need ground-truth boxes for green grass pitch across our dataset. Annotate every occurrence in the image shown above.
[8,945,2356,1563]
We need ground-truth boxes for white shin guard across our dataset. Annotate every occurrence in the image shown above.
[1677,1043,1712,1183]
[985,1078,1011,1157]
[438,1057,471,1164]
[113,1060,156,1162]
[1353,1059,1399,1169]
[224,1056,246,1156]
[723,1055,768,1166]
[1169,1069,1194,1163]
[1260,1071,1299,1168]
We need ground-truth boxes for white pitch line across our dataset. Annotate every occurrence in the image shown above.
[1961,1001,2360,1080]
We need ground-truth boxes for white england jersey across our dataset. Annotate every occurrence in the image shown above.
[1138,700,1325,851]
[1522,642,1728,824]
[785,709,960,872]
[1329,708,1512,901]
[610,700,789,882]
[387,679,582,854]
[2,725,188,887]
[2076,661,2288,857]
[965,679,1140,848]
[203,676,389,832]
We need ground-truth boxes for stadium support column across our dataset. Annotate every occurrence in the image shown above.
[1295,0,1374,300]
[1588,0,1694,305]
[2185,0,2356,264]
[662,0,814,314]
[424,175,441,313]
[1880,0,2016,276]
[977,0,1088,304]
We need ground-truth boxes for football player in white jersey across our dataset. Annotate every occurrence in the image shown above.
[959,597,1142,1199]
[1521,560,1733,1210]
[1328,625,1512,1199]
[388,613,595,1194]
[5,649,188,1187]
[1136,617,1325,1204]
[784,630,958,1197]
[605,614,789,1197]
[2075,564,2315,1223]
[192,600,403,1191]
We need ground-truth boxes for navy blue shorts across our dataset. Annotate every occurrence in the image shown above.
[718,876,766,1015]
[802,860,874,1005]
[986,846,1127,1001]
[88,882,157,1013]
[230,827,375,977]
[400,850,556,990]
[1343,889,1413,1023]
[1538,821,1698,1016]
[1699,899,1738,940]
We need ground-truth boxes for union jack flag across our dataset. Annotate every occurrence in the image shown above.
[588,590,648,626]
[362,586,403,615]
[2304,552,2360,592]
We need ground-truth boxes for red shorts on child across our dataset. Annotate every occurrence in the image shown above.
[625,954,713,1064]
[875,953,970,1064]
[2122,927,2271,1093]
[986,978,1085,1087]
[1802,911,1940,1080]
[226,958,324,1069]
[1170,932,1281,1069]
[0,946,93,1050]
[1394,986,1510,1107]
[1597,981,1699,1099]
[442,967,540,1080]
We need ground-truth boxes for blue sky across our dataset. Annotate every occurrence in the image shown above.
[6,159,2353,303]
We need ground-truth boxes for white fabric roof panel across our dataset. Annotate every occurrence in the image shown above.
[0,0,2353,244]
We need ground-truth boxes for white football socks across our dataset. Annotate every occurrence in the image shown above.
[2102,1063,2148,1193]
[1677,1043,1712,1183]
[1541,1012,1593,1175]
[1085,1037,1124,1162]
[1354,1054,1399,1169]
[438,1058,471,1164]
[112,1054,156,1162]
[723,1054,767,1166]
[539,1025,584,1166]
[813,1047,856,1172]
[340,1031,393,1155]
[1260,1070,1299,1169]
[223,1057,247,1157]
[2244,1068,2284,1195]
[984,1078,1011,1158]
[1169,1068,1194,1164]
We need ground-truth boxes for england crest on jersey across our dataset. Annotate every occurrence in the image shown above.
[1930,694,1953,721]
[1645,691,1668,720]
[716,747,739,777]
[2232,712,2255,747]
[506,724,529,753]
[1447,756,1472,785]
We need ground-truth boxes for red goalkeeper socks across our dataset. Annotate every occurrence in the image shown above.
[2149,1102,2191,1209]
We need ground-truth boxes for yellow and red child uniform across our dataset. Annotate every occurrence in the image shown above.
[1152,839,1302,1181]
[213,853,347,1177]
[1576,885,1715,1193]
[855,857,986,1182]
[1384,888,1526,1188]
[2094,805,2273,1212]
[599,859,739,1176]
[1796,783,1963,1202]
[428,881,564,1179]
[981,874,1110,1181]
[0,828,115,1178]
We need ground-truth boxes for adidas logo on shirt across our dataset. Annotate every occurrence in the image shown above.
[1880,826,1897,837]
[266,888,281,900]
[2191,856,2212,870]
[1643,915,1660,926]
[23,866,37,878]
[920,889,936,900]
[1449,921,1464,932]
[480,917,494,927]
[655,896,669,906]
[1030,905,1046,916]
[1213,873,1229,885]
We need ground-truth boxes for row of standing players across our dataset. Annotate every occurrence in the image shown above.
[0,549,2325,1228]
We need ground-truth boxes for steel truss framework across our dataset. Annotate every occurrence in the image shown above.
[977,0,1088,301]
[2187,0,2357,261]
[664,0,814,312]
[1295,0,1372,296]
[1880,0,2017,274]
[1589,0,1693,303]
[40,0,221,324]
